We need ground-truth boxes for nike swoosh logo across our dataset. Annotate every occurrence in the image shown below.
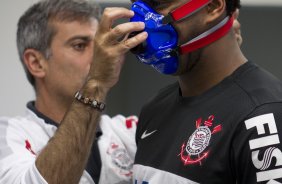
[141,130,157,139]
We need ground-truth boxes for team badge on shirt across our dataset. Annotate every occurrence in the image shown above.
[107,142,133,177]
[179,115,222,165]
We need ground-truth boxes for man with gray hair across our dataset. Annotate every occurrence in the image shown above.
[0,0,147,183]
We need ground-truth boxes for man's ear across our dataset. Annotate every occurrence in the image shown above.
[23,49,47,79]
[206,0,226,23]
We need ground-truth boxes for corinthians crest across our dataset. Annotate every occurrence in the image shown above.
[107,142,133,177]
[179,115,222,165]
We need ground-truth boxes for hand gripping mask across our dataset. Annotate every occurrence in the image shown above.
[130,0,234,74]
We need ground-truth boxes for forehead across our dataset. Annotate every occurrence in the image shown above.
[52,17,97,29]
[50,18,98,40]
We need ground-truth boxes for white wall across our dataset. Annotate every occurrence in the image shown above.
[0,0,38,116]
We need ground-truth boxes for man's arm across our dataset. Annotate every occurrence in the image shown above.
[35,8,147,184]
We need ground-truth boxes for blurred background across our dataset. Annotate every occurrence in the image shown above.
[0,0,282,117]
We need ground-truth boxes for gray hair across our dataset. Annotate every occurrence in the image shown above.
[17,0,101,87]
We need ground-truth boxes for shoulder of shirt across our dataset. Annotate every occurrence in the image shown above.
[136,82,178,137]
[0,115,31,131]
[0,109,56,139]
[232,62,282,106]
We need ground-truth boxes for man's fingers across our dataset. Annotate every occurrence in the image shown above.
[99,7,134,33]
[108,21,145,43]
[118,31,148,53]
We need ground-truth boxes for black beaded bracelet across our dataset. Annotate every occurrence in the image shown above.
[74,91,106,111]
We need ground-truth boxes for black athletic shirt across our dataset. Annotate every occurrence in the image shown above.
[134,61,282,184]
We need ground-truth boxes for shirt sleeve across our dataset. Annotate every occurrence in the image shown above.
[0,117,48,184]
[232,103,282,184]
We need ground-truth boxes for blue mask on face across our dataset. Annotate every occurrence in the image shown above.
[130,1,178,74]
[130,0,233,75]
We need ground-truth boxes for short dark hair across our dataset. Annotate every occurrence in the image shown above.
[226,0,241,16]
[17,0,101,87]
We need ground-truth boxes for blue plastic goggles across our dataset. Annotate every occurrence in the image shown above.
[130,0,233,75]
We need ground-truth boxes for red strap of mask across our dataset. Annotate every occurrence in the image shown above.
[179,16,234,54]
[163,0,212,24]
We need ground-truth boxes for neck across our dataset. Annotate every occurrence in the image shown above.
[178,31,247,97]
[34,84,71,124]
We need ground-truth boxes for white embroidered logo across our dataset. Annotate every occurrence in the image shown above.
[107,142,133,177]
[141,130,157,139]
